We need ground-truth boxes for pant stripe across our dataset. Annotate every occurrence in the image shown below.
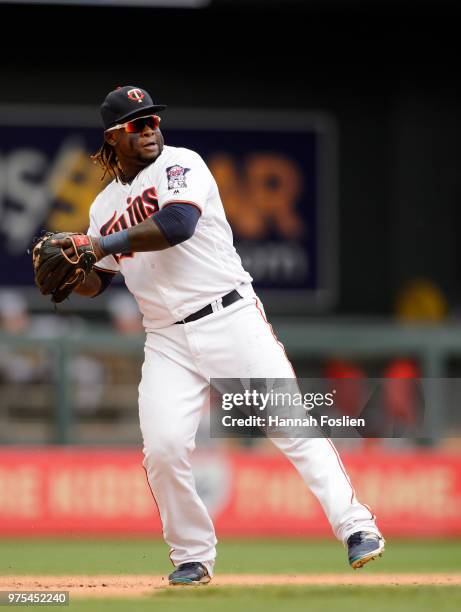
[142,464,173,550]
[326,439,375,520]
[253,298,296,377]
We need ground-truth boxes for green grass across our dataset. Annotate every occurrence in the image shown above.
[1,539,460,611]
[65,586,461,612]
[1,538,460,575]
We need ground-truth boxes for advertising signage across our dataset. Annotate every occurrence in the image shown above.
[0,106,336,312]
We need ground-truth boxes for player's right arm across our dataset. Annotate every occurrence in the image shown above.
[73,270,102,297]
[73,261,118,297]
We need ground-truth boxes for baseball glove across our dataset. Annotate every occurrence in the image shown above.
[31,231,97,303]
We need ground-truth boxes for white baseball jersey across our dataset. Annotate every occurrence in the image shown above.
[87,146,381,576]
[87,145,252,329]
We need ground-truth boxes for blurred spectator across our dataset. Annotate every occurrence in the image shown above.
[0,291,48,385]
[390,277,448,443]
[0,290,29,333]
[106,292,143,335]
[394,278,448,323]
[0,289,89,339]
[0,289,105,415]
[323,355,422,445]
[322,278,448,447]
[323,359,366,418]
[322,358,380,450]
[382,359,422,431]
[322,355,422,446]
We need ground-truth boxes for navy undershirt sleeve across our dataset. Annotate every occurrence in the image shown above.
[151,203,201,246]
[93,268,116,296]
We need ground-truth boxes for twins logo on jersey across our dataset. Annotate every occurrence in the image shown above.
[100,186,159,262]
[166,165,190,190]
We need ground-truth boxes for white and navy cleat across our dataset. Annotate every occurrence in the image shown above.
[168,562,211,585]
[347,531,385,569]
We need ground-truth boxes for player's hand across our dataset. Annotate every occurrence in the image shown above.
[51,235,105,262]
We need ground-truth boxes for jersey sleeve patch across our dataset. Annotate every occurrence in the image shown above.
[166,165,190,190]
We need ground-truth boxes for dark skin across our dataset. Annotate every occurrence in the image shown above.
[53,120,170,297]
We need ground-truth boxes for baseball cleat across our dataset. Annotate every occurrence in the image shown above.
[168,562,211,585]
[347,531,385,569]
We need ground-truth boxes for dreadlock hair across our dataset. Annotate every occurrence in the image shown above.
[91,140,125,183]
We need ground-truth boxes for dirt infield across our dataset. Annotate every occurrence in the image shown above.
[2,574,461,597]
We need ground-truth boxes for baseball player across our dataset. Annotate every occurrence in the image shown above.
[48,85,385,584]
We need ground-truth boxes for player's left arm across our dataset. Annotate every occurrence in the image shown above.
[151,202,201,245]
[129,202,201,250]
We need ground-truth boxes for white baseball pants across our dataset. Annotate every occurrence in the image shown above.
[139,284,380,576]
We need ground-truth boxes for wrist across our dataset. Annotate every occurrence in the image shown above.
[98,229,132,257]
[91,236,106,262]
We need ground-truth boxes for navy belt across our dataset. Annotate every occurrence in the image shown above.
[175,290,242,324]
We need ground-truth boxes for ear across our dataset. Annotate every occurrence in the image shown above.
[104,131,119,146]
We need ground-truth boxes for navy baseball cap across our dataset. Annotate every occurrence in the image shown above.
[101,85,167,130]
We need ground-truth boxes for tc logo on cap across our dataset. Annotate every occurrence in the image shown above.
[127,88,145,103]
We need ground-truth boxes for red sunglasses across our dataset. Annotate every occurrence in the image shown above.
[105,114,161,134]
